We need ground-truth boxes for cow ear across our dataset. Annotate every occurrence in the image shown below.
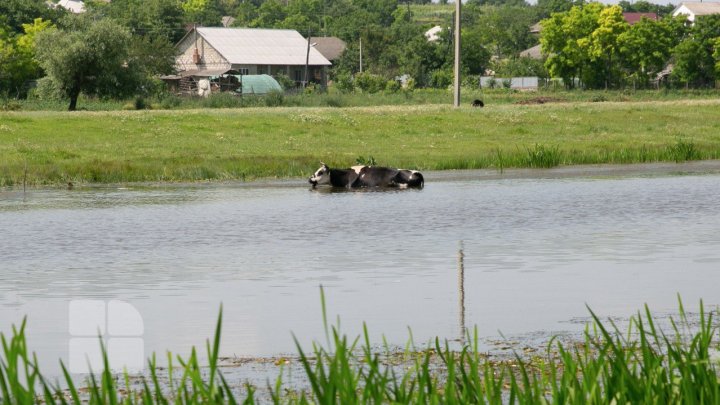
[320,162,328,168]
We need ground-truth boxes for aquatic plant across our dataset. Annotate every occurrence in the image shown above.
[667,138,701,162]
[524,144,562,168]
[1,297,720,404]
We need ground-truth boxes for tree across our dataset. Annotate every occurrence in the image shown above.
[0,0,64,33]
[541,3,603,88]
[87,0,185,42]
[472,6,537,59]
[618,16,682,87]
[0,18,53,97]
[586,5,627,88]
[618,0,675,18]
[673,14,720,88]
[35,18,138,110]
[536,0,584,19]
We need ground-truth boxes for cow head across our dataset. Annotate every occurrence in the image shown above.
[308,163,331,187]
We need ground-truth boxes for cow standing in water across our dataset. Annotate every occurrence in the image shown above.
[308,163,424,189]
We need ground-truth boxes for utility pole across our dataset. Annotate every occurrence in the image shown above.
[453,0,461,107]
[304,28,311,88]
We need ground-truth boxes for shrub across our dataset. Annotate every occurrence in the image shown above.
[385,79,401,93]
[264,90,284,107]
[429,69,453,88]
[323,95,345,107]
[354,72,385,94]
[462,75,480,88]
[32,77,65,101]
[334,73,355,93]
[134,96,148,110]
[274,73,296,91]
[203,92,242,108]
[156,93,182,109]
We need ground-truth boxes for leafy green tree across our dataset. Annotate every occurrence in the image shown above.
[182,0,223,26]
[586,5,627,88]
[492,56,548,78]
[618,16,682,87]
[251,0,287,27]
[232,0,259,26]
[672,14,720,88]
[87,0,185,42]
[0,18,53,97]
[536,0,584,19]
[618,0,675,18]
[36,17,142,110]
[541,3,603,88]
[461,29,492,75]
[714,37,720,79]
[472,6,537,59]
[0,0,64,33]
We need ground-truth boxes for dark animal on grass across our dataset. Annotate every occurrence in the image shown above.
[472,99,484,107]
[308,163,424,189]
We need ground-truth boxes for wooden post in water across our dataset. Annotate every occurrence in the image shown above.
[458,240,466,344]
[23,159,27,201]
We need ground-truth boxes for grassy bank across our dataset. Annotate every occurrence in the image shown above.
[2,99,720,186]
[1,299,719,403]
[6,88,720,112]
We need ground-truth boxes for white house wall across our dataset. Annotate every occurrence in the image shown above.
[176,33,231,72]
[672,5,696,22]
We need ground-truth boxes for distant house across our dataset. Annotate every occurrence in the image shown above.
[52,0,85,13]
[623,12,658,24]
[175,27,332,87]
[425,25,443,42]
[672,2,720,23]
[309,37,347,62]
[529,22,542,35]
[519,44,542,60]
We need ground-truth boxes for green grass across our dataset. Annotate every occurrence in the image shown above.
[1,297,720,403]
[2,97,720,187]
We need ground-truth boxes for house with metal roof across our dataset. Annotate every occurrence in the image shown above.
[672,2,720,23]
[175,27,332,87]
[308,37,347,62]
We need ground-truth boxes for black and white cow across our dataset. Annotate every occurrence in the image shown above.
[308,163,424,189]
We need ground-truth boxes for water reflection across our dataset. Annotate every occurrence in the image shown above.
[1,173,720,377]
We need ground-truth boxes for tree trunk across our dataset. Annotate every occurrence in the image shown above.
[68,88,80,111]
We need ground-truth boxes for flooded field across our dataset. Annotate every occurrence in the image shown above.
[1,165,720,377]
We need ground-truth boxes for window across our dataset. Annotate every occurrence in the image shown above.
[238,68,249,75]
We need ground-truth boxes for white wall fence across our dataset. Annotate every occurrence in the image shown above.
[480,76,540,89]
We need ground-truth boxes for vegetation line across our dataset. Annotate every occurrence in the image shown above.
[1,297,719,403]
[2,99,720,187]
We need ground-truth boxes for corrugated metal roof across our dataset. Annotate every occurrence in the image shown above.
[674,2,720,16]
[196,28,332,66]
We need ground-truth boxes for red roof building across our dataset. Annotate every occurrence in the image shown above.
[623,12,659,25]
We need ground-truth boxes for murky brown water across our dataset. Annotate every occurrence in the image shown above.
[2,168,720,377]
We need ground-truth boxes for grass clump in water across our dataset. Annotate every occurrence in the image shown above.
[667,138,701,162]
[524,144,563,168]
[2,296,720,403]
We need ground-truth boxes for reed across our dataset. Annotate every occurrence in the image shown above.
[1,298,719,404]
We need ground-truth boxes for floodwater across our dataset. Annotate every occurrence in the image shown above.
[1,165,720,377]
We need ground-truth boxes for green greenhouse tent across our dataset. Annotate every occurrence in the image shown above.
[233,74,282,94]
